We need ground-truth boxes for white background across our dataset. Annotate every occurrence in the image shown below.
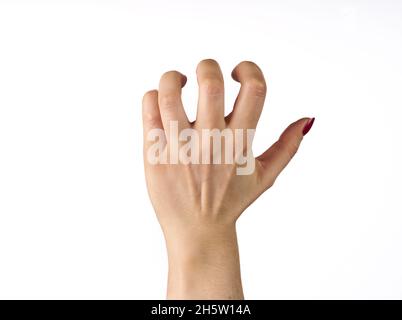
[0,0,401,299]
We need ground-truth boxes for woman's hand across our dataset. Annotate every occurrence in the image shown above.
[142,59,314,299]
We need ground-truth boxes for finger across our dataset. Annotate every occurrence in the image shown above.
[142,89,164,145]
[256,117,315,190]
[158,71,190,142]
[195,59,225,129]
[228,61,267,130]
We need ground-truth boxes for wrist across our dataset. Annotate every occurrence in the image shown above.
[163,222,243,299]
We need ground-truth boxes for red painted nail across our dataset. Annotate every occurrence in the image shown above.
[302,117,315,136]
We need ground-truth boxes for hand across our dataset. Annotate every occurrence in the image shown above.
[142,59,314,299]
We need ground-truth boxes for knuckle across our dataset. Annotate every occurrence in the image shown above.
[146,117,161,128]
[160,92,180,110]
[286,145,298,159]
[288,140,300,156]
[278,139,299,158]
[161,70,181,81]
[197,58,219,70]
[142,89,157,103]
[199,78,224,96]
[244,78,267,97]
[239,60,259,69]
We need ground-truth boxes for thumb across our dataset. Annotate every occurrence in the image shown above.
[256,117,315,189]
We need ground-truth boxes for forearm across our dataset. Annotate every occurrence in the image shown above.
[164,223,243,300]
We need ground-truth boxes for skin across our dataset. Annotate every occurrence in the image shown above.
[142,59,313,299]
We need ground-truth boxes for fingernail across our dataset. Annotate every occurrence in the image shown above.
[302,117,315,136]
[181,74,187,87]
